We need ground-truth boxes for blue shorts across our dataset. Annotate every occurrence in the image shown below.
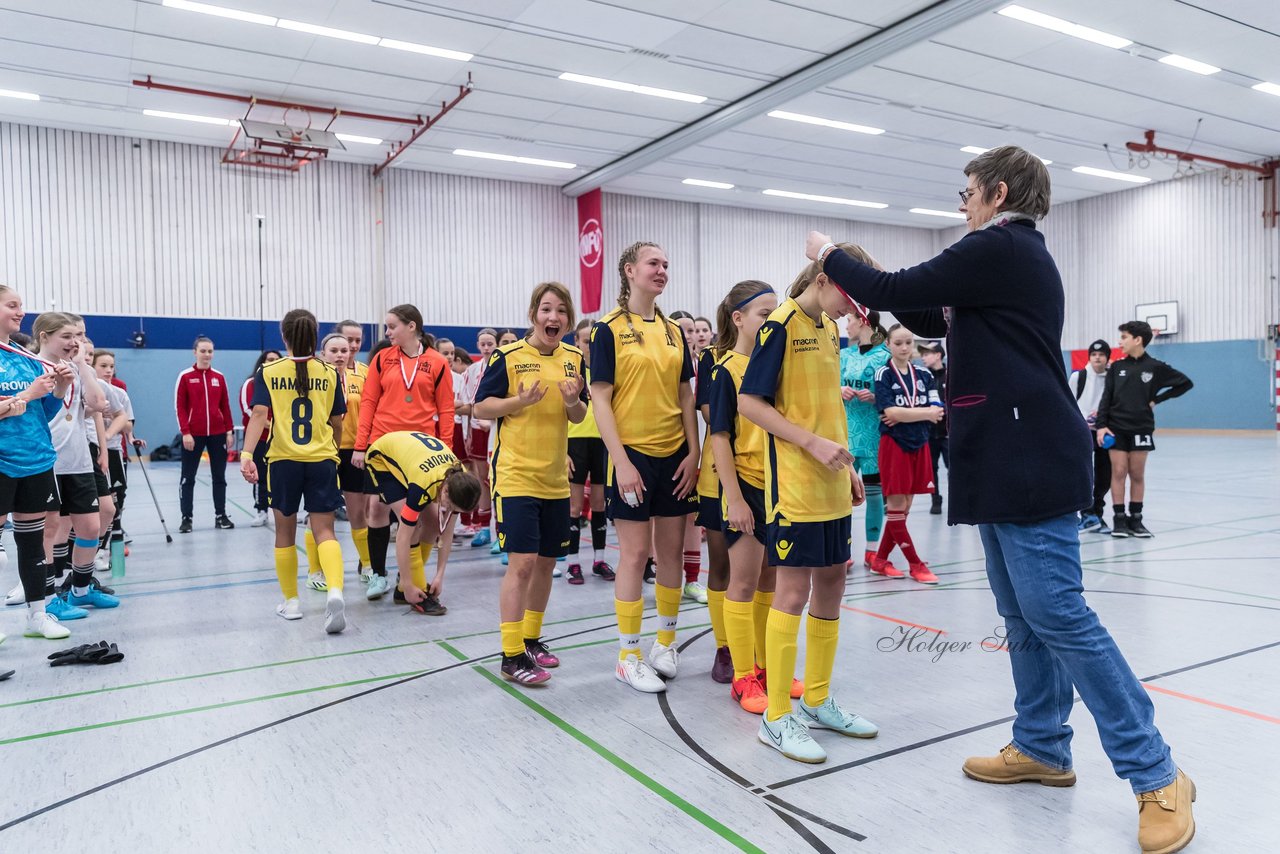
[696,493,721,531]
[767,514,851,568]
[496,494,571,558]
[607,445,698,523]
[365,465,407,506]
[724,478,767,548]
[267,459,342,516]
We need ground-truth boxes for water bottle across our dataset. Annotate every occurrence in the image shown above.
[110,537,126,578]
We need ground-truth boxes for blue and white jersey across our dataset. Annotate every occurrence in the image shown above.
[874,361,939,452]
[0,342,60,478]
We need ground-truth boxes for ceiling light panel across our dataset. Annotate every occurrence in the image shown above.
[762,189,888,209]
[143,109,233,125]
[1253,82,1280,97]
[558,73,706,104]
[161,0,276,26]
[1158,54,1220,76]
[378,38,472,62]
[335,133,382,145]
[682,178,734,189]
[910,208,966,219]
[1072,165,1150,184]
[996,5,1132,50]
[453,149,576,169]
[960,146,1051,165]
[0,88,40,101]
[276,19,379,44]
[767,110,884,135]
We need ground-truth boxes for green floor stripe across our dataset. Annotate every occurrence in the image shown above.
[437,641,764,854]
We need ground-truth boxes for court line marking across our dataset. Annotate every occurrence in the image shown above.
[840,605,946,634]
[1144,684,1280,725]
[438,640,767,854]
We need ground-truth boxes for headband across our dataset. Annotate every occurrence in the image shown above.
[734,289,774,310]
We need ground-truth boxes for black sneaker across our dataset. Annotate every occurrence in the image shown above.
[393,586,407,603]
[178,517,193,534]
[1111,515,1131,538]
[214,514,235,530]
[930,498,943,516]
[1128,514,1153,539]
[592,560,616,581]
[410,593,447,616]
[643,558,656,584]
[567,564,584,585]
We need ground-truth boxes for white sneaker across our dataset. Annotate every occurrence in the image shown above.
[276,597,303,621]
[758,712,826,764]
[24,609,71,639]
[648,640,679,679]
[94,549,110,572]
[6,582,25,606]
[251,510,269,528]
[324,590,345,634]
[306,572,328,592]
[366,574,390,600]
[552,565,562,578]
[682,581,708,604]
[615,653,666,693]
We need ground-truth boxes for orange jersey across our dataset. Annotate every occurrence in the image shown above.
[355,345,454,451]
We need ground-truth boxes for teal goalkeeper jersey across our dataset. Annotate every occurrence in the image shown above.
[839,341,890,462]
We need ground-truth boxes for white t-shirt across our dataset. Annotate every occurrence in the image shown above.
[48,370,93,475]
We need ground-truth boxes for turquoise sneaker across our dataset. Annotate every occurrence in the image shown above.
[500,552,509,566]
[46,593,89,620]
[490,540,502,555]
[470,528,492,548]
[797,696,879,738]
[758,713,826,764]
[67,586,120,609]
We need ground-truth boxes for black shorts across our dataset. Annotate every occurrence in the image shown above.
[365,465,408,508]
[267,459,342,516]
[695,493,722,531]
[606,445,698,523]
[49,472,100,516]
[568,437,607,486]
[1110,431,1155,453]
[724,478,767,548]
[0,468,58,516]
[767,513,851,568]
[87,443,111,498]
[337,449,364,493]
[107,449,127,492]
[496,494,571,558]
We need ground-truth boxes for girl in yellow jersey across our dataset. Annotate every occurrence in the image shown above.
[473,282,587,685]
[240,310,348,634]
[565,319,613,585]
[739,247,879,763]
[590,242,699,694]
[708,280,803,716]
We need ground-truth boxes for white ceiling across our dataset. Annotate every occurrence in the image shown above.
[1,0,1277,228]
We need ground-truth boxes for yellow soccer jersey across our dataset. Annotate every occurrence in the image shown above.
[252,357,345,463]
[566,365,600,440]
[708,350,767,490]
[694,348,719,498]
[365,430,458,524]
[475,339,588,500]
[739,297,847,522]
[338,361,366,450]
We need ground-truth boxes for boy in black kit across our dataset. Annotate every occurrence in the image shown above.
[1095,321,1193,539]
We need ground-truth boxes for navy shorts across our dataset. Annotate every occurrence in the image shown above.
[767,514,851,568]
[607,445,698,523]
[568,437,607,487]
[267,459,342,516]
[1110,431,1155,453]
[365,465,409,508]
[724,478,767,548]
[496,494,571,558]
[695,493,722,531]
[0,468,58,516]
[337,449,364,493]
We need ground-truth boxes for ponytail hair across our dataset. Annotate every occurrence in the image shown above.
[712,280,773,355]
[616,241,674,348]
[387,304,431,349]
[788,242,879,300]
[280,308,318,400]
[31,312,77,353]
[864,309,888,347]
[441,463,482,512]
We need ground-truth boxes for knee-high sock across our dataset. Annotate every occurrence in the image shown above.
[417,540,433,575]
[723,596,756,680]
[883,512,921,564]
[13,518,47,604]
[590,513,607,560]
[706,588,727,648]
[52,541,69,579]
[70,556,95,591]
[752,590,774,670]
[803,614,840,708]
[351,526,370,567]
[474,507,492,527]
[765,609,802,721]
[683,549,700,585]
[304,529,319,573]
[896,510,922,564]
[877,512,903,561]
[864,483,884,548]
[523,609,545,641]
[408,546,426,590]
[367,524,390,577]
[616,597,643,660]
[317,539,344,591]
[274,546,298,599]
[500,621,524,657]
[654,583,681,647]
[568,516,583,557]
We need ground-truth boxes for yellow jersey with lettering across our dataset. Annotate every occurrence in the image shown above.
[589,308,694,457]
[565,365,600,440]
[694,348,719,498]
[365,430,458,524]
[708,349,767,490]
[338,360,367,450]
[739,297,847,522]
[475,339,588,500]
[252,357,345,464]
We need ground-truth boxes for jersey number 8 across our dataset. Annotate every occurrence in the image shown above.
[291,397,313,445]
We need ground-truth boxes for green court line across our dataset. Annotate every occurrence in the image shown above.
[437,641,765,854]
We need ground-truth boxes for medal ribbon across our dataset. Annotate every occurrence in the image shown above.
[398,345,422,395]
[892,362,919,408]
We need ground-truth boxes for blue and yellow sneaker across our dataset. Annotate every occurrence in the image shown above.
[67,586,120,609]
[758,713,826,764]
[46,592,89,620]
[797,695,878,738]
[470,528,492,548]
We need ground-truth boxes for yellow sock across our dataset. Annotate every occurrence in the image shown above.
[803,614,840,708]
[765,608,801,721]
[523,609,545,641]
[752,590,774,670]
[418,540,433,567]
[723,597,756,680]
[317,538,344,592]
[408,546,426,590]
[304,529,319,573]
[500,621,524,657]
[274,547,298,599]
[654,583,682,647]
[616,597,643,661]
[707,588,728,648]
[351,527,370,567]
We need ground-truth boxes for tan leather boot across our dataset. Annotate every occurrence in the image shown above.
[1137,768,1196,854]
[962,743,1077,786]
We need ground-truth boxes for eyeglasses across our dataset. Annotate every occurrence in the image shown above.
[958,188,980,204]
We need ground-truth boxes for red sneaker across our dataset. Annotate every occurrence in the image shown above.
[909,562,938,585]
[869,555,905,578]
[862,550,876,569]
[731,673,768,714]
[755,666,804,699]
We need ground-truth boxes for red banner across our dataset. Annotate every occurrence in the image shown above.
[577,188,603,314]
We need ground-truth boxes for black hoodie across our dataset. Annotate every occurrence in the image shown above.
[1094,353,1193,435]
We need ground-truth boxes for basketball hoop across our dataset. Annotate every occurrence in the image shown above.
[282,105,311,143]
[1151,328,1162,340]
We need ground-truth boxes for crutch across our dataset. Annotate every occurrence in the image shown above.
[130,440,173,543]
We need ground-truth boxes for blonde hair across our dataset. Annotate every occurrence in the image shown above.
[712,280,773,355]
[788,242,878,299]
[527,282,576,335]
[616,241,675,348]
[31,312,77,352]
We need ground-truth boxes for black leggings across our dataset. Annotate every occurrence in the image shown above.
[180,434,228,518]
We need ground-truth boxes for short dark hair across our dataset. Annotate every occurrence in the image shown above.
[964,145,1051,220]
[1118,320,1153,347]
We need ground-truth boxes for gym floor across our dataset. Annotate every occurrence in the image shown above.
[1,433,1275,853]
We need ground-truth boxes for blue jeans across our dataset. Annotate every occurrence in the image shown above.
[979,512,1176,793]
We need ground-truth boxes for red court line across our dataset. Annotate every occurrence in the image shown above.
[1145,684,1280,725]
[840,605,946,635]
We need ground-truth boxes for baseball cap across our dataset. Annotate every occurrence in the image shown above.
[917,340,944,356]
[1088,339,1110,354]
